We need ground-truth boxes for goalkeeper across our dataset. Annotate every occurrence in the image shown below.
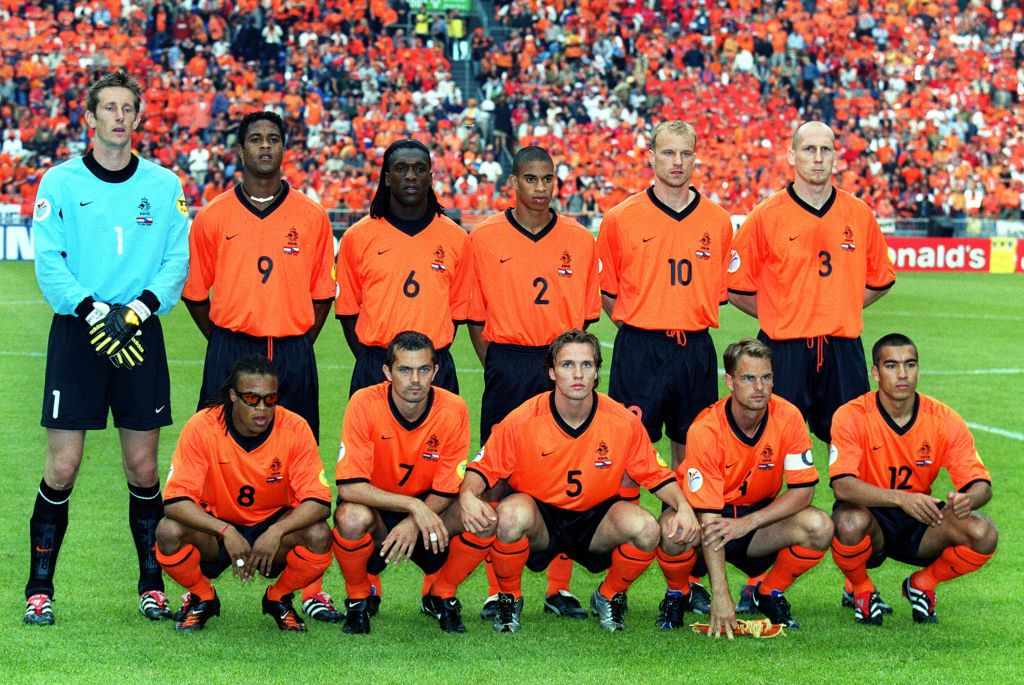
[24,70,189,628]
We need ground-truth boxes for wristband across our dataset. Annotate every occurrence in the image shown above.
[217,522,230,539]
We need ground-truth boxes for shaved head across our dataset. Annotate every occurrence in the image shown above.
[791,121,835,150]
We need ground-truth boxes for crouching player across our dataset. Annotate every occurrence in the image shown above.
[829,333,996,625]
[460,329,701,632]
[155,355,334,631]
[669,339,832,636]
[333,332,495,634]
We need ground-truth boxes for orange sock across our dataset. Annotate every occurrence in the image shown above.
[301,574,324,602]
[490,538,529,598]
[761,544,825,594]
[599,544,655,598]
[687,575,701,584]
[655,547,697,594]
[332,529,375,599]
[830,536,874,594]
[484,554,499,594]
[155,544,215,601]
[368,573,382,597]
[545,554,573,595]
[912,545,993,592]
[268,546,332,601]
[432,532,494,598]
[746,572,766,587]
[420,571,438,596]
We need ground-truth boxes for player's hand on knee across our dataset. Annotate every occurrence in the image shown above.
[900,492,944,526]
[701,517,741,551]
[947,491,973,519]
[410,502,448,552]
[223,528,252,580]
[109,336,145,369]
[380,518,418,565]
[460,493,497,534]
[668,506,701,546]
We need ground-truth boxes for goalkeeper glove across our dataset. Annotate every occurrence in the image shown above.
[110,335,145,369]
[88,299,152,355]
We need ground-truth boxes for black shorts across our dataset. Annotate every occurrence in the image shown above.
[609,325,718,444]
[41,314,172,431]
[200,508,289,580]
[365,504,451,575]
[758,332,869,443]
[526,497,620,574]
[720,500,779,577]
[480,343,550,444]
[863,504,943,568]
[349,344,459,397]
[199,326,320,442]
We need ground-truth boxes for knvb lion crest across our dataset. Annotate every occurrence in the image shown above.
[431,245,447,271]
[757,445,775,470]
[283,228,300,254]
[557,249,573,277]
[840,226,856,252]
[695,232,712,260]
[594,441,612,469]
[422,434,441,461]
[915,441,933,467]
[266,456,283,484]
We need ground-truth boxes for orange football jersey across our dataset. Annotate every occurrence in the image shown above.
[681,395,817,512]
[182,184,335,337]
[334,214,470,347]
[164,406,331,526]
[596,187,733,330]
[467,391,676,511]
[728,184,895,339]
[336,383,468,497]
[466,209,601,345]
[829,392,991,494]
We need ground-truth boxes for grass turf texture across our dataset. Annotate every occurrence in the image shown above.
[1,261,1021,684]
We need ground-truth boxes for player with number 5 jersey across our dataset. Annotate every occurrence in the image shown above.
[335,140,470,397]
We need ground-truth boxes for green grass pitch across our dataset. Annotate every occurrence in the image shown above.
[1,261,1021,684]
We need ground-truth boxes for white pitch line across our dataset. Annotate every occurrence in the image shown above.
[966,422,1024,442]
[927,368,1023,376]
[882,309,1024,322]
[0,300,46,306]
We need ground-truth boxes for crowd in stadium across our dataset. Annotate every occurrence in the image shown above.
[1,0,1022,223]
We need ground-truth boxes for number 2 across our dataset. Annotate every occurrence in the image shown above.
[533,277,549,304]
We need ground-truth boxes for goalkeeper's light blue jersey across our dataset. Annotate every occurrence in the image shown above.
[32,151,190,316]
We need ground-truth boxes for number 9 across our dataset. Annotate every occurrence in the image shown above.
[258,255,274,284]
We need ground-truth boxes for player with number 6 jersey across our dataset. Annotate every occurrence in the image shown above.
[335,140,470,397]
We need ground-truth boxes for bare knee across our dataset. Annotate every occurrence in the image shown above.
[155,517,185,554]
[964,514,998,555]
[301,522,332,554]
[657,510,687,556]
[495,498,534,543]
[335,503,374,540]
[832,505,871,545]
[799,507,834,550]
[627,511,661,552]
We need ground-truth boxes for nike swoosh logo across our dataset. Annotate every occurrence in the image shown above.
[871,445,882,451]
[226,233,239,240]
[499,257,512,263]
[725,463,736,469]
[642,236,655,243]
[381,435,394,440]
[155,406,166,413]
[541,450,555,457]
[788,236,798,241]
[34,546,53,553]
[79,201,94,206]
[377,249,392,255]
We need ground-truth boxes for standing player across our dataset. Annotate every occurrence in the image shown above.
[182,111,335,443]
[182,111,338,623]
[829,334,996,625]
[335,139,470,396]
[727,120,895,609]
[25,70,189,626]
[465,145,601,620]
[460,330,701,632]
[332,332,494,634]
[596,120,734,616]
[155,355,334,632]
[667,339,832,635]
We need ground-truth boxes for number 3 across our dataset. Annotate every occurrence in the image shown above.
[818,250,832,277]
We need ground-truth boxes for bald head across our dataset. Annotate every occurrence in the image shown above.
[791,121,834,151]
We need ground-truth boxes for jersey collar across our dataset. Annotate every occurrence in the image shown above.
[234,180,289,219]
[786,182,837,218]
[224,405,276,452]
[388,385,435,431]
[725,397,769,447]
[505,207,558,242]
[646,186,700,222]
[875,391,920,436]
[384,209,434,237]
[549,390,599,439]
[83,149,139,183]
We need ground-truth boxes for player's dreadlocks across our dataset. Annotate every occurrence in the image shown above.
[369,139,446,219]
[205,353,279,431]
